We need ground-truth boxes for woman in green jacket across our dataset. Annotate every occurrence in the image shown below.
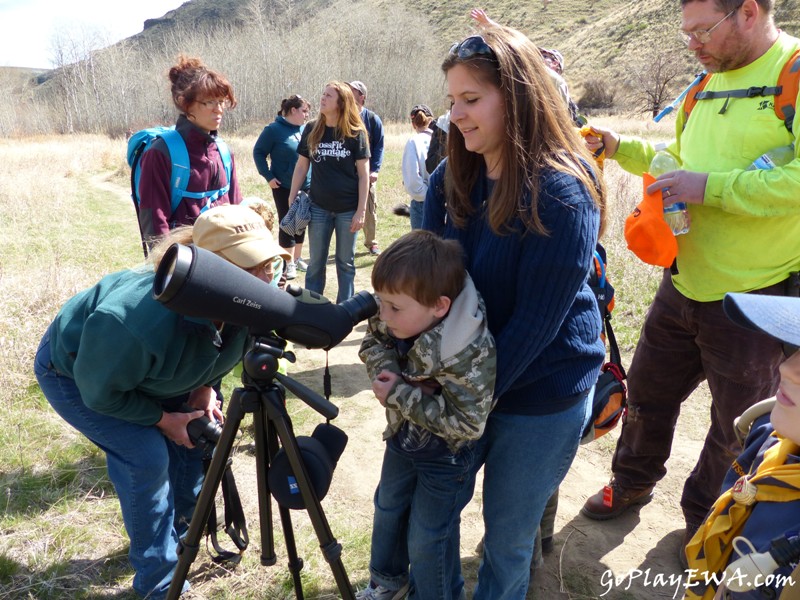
[34,204,290,599]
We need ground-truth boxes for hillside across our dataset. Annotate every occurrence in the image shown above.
[5,0,800,136]
[120,0,800,107]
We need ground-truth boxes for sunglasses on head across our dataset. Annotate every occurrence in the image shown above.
[449,35,497,61]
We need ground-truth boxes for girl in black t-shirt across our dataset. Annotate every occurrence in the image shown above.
[288,81,370,303]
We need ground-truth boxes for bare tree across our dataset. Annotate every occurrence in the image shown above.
[626,50,687,118]
[6,0,445,136]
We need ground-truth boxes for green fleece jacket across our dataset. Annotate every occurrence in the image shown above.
[48,269,248,425]
[613,32,800,302]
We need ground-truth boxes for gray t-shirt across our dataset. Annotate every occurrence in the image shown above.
[298,123,370,213]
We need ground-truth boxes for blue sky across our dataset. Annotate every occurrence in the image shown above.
[0,0,186,68]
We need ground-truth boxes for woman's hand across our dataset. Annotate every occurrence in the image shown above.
[268,178,281,189]
[351,209,366,233]
[187,385,223,424]
[156,410,204,447]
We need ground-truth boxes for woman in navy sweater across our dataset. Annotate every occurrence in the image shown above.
[424,23,606,600]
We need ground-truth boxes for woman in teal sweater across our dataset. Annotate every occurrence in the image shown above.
[34,204,290,600]
[253,94,311,278]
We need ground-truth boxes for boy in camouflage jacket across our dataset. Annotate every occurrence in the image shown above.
[358,230,496,600]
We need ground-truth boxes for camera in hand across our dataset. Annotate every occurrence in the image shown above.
[179,403,222,450]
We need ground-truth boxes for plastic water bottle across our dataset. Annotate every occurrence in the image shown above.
[650,142,689,236]
[746,143,794,170]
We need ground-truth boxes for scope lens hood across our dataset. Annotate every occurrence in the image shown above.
[153,243,195,304]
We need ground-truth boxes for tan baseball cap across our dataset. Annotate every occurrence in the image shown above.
[193,204,291,269]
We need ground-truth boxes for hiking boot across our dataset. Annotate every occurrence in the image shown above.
[679,523,700,571]
[369,244,381,256]
[355,581,409,600]
[295,258,308,272]
[580,481,654,520]
[285,261,297,280]
[541,535,554,554]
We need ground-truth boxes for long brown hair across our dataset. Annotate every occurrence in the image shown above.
[306,81,367,155]
[442,26,605,237]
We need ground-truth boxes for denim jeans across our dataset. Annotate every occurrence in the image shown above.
[306,204,357,303]
[34,328,199,599]
[611,271,784,526]
[409,200,424,231]
[472,391,591,600]
[368,442,476,600]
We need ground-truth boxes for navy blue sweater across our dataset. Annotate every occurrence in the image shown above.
[360,107,384,174]
[423,162,604,414]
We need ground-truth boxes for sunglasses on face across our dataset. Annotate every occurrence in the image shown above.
[449,35,497,61]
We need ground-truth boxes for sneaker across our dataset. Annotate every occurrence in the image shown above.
[369,244,381,256]
[355,582,409,600]
[580,481,654,520]
[285,261,297,280]
[295,258,308,272]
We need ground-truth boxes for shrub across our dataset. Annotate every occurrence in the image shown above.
[580,78,616,110]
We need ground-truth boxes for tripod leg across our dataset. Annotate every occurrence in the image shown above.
[264,392,355,599]
[268,416,307,597]
[253,395,276,566]
[165,388,251,600]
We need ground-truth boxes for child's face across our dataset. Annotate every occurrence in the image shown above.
[772,349,800,445]
[376,290,449,341]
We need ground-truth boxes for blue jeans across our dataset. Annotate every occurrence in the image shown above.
[368,442,476,600]
[472,391,592,600]
[34,328,199,599]
[306,204,357,303]
[409,200,424,230]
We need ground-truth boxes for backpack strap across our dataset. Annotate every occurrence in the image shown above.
[174,137,233,214]
[775,48,800,135]
[683,48,800,133]
[203,456,249,564]
[682,72,710,124]
[159,129,192,217]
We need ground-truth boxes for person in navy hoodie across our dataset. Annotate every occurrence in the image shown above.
[253,94,312,279]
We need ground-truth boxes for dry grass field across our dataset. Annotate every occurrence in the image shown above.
[0,115,713,599]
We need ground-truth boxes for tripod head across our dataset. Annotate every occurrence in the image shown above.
[242,334,339,420]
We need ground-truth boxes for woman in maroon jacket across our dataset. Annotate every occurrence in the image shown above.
[138,54,242,247]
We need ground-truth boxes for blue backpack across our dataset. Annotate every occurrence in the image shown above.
[127,126,232,239]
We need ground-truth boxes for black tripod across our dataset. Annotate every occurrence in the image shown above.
[166,336,356,599]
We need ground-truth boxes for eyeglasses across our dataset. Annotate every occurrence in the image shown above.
[198,99,230,110]
[449,35,497,61]
[248,257,283,283]
[679,7,738,45]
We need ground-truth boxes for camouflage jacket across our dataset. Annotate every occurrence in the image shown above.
[359,274,496,452]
